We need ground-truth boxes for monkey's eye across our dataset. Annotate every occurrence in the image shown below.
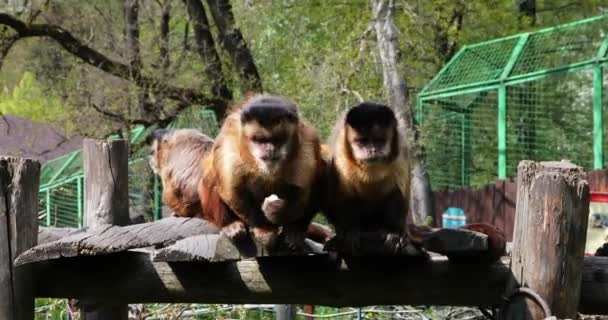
[354,137,369,145]
[252,136,271,143]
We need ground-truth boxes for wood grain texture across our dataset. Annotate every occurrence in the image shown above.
[29,254,608,312]
[83,139,130,228]
[510,160,589,319]
[17,217,217,265]
[0,157,40,320]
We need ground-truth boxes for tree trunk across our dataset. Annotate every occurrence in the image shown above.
[370,0,433,224]
[205,0,263,94]
[185,0,232,119]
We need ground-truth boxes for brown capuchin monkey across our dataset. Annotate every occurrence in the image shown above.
[147,128,214,217]
[198,94,326,250]
[323,102,412,254]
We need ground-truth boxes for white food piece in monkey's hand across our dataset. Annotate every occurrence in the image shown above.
[262,194,285,218]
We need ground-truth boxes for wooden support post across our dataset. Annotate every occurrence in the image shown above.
[83,139,130,228]
[0,157,40,320]
[509,161,589,319]
[275,305,296,320]
[82,139,129,320]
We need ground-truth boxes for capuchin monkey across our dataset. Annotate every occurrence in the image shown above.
[322,102,412,253]
[198,94,326,250]
[147,128,214,217]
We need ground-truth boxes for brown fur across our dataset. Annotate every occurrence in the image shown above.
[198,94,325,248]
[323,103,411,249]
[149,129,214,217]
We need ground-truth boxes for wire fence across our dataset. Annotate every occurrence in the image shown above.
[418,15,608,190]
[37,107,219,228]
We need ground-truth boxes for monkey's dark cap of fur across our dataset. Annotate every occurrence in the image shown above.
[346,102,396,129]
[240,95,298,126]
[145,129,170,145]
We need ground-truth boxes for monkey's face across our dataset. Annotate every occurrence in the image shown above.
[344,102,398,164]
[347,125,395,163]
[243,121,296,174]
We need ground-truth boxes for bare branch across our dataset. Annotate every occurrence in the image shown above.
[0,13,227,112]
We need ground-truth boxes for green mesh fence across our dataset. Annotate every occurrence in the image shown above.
[419,15,608,190]
[38,107,219,227]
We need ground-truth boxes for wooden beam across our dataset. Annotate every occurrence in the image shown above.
[18,217,217,266]
[28,252,608,313]
[510,161,590,319]
[20,222,487,265]
[33,252,513,307]
[0,157,40,320]
[82,139,130,320]
[83,139,130,228]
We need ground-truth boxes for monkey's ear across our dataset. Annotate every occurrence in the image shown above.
[146,129,169,145]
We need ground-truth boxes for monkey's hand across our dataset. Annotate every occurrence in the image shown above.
[251,226,279,250]
[261,194,286,224]
[281,227,307,252]
[220,221,248,242]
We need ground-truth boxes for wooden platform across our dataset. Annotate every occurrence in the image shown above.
[11,217,608,314]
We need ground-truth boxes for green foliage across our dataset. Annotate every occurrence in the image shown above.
[0,72,68,127]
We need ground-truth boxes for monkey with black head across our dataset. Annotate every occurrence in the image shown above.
[199,94,325,250]
[323,102,412,253]
[147,128,214,217]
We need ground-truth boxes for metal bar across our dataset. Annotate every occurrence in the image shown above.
[416,96,424,125]
[532,14,606,34]
[77,176,83,228]
[594,66,604,169]
[153,175,162,221]
[130,126,146,143]
[418,46,468,96]
[45,190,51,227]
[500,34,529,79]
[498,86,507,179]
[461,114,466,186]
[39,175,83,191]
[420,84,499,101]
[465,33,524,48]
[421,58,607,98]
[46,151,79,186]
[598,39,608,59]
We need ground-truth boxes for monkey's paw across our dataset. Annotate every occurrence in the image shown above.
[220,221,248,242]
[251,227,279,250]
[261,194,285,223]
[282,229,307,252]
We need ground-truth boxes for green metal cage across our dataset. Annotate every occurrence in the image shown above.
[418,15,608,190]
[38,107,219,227]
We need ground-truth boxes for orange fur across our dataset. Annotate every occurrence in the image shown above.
[198,94,325,247]
[322,103,412,251]
[149,129,214,217]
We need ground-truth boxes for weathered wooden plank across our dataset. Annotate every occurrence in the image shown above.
[33,252,512,306]
[153,235,324,262]
[16,217,218,266]
[29,254,608,312]
[0,157,40,320]
[38,227,87,245]
[509,160,589,320]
